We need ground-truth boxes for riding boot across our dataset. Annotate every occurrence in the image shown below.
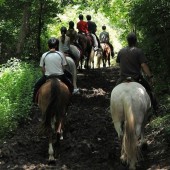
[148,91,159,115]
[108,42,114,58]
[33,75,47,103]
[59,74,74,94]
[138,77,159,116]
[94,33,101,48]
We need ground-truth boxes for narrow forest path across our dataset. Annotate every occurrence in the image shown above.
[0,67,170,170]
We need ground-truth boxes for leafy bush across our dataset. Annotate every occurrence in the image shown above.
[0,58,41,138]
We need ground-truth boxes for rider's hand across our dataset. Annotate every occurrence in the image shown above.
[148,75,154,86]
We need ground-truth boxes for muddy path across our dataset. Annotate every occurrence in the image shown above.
[0,67,170,170]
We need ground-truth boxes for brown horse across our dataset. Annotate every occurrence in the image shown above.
[38,78,70,162]
[77,33,93,69]
[100,43,111,67]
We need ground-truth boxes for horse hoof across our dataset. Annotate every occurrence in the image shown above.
[72,88,80,95]
[141,142,148,151]
[48,159,56,165]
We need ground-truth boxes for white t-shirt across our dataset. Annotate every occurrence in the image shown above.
[40,51,67,76]
[58,35,70,53]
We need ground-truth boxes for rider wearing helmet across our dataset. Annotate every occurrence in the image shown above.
[32,37,74,103]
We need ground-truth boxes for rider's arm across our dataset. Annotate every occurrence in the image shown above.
[39,53,46,75]
[41,66,45,75]
[107,32,110,41]
[141,63,153,78]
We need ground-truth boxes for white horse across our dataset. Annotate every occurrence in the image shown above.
[87,47,95,69]
[65,56,78,91]
[95,48,103,68]
[110,82,151,170]
[70,44,81,67]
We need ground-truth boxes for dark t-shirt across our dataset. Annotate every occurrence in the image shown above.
[87,21,97,34]
[66,29,78,44]
[116,46,147,79]
[99,31,109,43]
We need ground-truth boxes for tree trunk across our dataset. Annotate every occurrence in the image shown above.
[37,1,44,57]
[16,2,31,57]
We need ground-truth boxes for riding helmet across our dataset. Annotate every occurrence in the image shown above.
[48,37,59,48]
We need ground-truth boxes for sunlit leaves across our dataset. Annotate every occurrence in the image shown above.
[0,58,41,138]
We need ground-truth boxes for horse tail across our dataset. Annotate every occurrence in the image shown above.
[122,97,139,165]
[42,78,61,133]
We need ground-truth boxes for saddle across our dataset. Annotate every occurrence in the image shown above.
[86,33,94,47]
[122,77,135,83]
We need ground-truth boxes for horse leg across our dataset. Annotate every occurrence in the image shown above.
[108,55,111,67]
[103,59,106,67]
[97,58,99,68]
[129,162,136,170]
[80,57,83,70]
[102,58,105,67]
[114,122,128,165]
[48,133,55,162]
[114,121,123,139]
[84,56,89,69]
[139,125,148,151]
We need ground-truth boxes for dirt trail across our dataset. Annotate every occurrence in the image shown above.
[0,67,170,170]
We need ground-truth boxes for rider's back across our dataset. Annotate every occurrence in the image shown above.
[99,31,109,43]
[66,29,78,44]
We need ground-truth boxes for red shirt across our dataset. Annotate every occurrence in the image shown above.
[77,20,88,33]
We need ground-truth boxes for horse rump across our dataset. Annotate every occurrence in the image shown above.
[38,78,70,133]
[110,82,151,170]
[37,78,70,161]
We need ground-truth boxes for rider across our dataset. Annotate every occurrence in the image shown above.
[58,26,79,94]
[58,26,71,54]
[99,25,114,57]
[66,21,78,45]
[116,32,159,115]
[86,14,100,51]
[32,37,73,103]
[58,26,77,62]
[76,14,88,34]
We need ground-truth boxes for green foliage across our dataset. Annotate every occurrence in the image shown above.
[0,0,5,5]
[150,113,170,135]
[0,58,41,138]
[0,0,64,61]
[129,0,170,76]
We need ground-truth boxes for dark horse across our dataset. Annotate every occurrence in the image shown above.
[38,78,70,162]
[100,43,111,67]
[77,33,93,69]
